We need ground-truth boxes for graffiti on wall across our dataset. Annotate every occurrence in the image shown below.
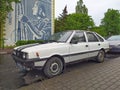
[15,0,52,41]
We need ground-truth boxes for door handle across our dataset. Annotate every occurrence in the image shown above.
[98,44,100,46]
[85,45,88,47]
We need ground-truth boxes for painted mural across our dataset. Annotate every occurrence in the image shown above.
[15,0,52,41]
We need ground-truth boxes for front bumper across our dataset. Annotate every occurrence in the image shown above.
[109,45,120,53]
[12,54,47,71]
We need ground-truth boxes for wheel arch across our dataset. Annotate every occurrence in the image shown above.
[44,54,65,71]
[100,48,105,52]
[100,48,106,57]
[96,48,105,63]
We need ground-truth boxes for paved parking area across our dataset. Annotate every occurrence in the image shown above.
[18,56,120,90]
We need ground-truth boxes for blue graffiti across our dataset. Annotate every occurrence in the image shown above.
[16,0,51,41]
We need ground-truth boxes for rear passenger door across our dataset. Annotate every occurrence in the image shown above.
[86,32,101,57]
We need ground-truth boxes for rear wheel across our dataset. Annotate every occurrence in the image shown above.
[96,50,105,63]
[43,57,63,78]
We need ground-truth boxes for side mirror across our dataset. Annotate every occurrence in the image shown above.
[70,37,79,44]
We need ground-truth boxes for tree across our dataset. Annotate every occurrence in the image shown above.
[0,0,20,48]
[59,5,68,19]
[75,0,88,14]
[91,26,107,37]
[0,0,20,23]
[101,9,120,36]
[55,6,68,32]
[55,13,94,32]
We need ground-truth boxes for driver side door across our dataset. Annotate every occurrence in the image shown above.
[69,31,89,62]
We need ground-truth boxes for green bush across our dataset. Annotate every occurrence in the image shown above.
[15,40,45,46]
[5,45,16,48]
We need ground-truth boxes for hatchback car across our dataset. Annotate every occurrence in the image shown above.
[12,30,109,78]
[107,35,120,53]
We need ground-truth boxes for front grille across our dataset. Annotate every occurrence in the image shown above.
[16,50,23,59]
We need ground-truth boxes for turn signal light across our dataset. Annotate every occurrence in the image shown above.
[36,52,39,57]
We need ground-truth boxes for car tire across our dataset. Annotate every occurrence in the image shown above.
[43,57,63,78]
[96,50,105,63]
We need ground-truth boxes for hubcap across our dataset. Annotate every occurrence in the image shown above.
[50,62,59,73]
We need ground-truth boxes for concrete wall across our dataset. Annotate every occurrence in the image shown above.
[5,3,16,46]
[5,0,54,46]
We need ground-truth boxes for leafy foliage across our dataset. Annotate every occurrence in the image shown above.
[0,0,20,22]
[101,9,120,36]
[55,0,93,33]
[75,0,88,14]
[55,13,94,32]
[0,0,20,48]
[91,26,107,37]
[58,5,68,19]
[55,6,68,32]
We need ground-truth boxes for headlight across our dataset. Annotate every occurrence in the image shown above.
[23,53,26,59]
[22,53,28,59]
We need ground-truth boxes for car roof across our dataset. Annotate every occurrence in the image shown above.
[67,30,94,33]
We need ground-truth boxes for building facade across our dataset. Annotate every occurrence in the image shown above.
[5,0,54,46]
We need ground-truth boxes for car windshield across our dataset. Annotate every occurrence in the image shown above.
[107,35,120,41]
[49,31,73,42]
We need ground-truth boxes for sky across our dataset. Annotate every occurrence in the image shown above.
[55,0,120,26]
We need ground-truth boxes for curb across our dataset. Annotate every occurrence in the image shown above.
[0,49,13,55]
[0,52,9,55]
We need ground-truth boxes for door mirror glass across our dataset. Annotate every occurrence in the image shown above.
[70,36,79,44]
[70,31,86,44]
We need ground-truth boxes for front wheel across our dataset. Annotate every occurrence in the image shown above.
[43,57,63,78]
[96,50,105,63]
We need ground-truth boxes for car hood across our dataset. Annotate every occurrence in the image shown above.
[15,42,67,53]
[14,43,39,50]
[108,40,120,46]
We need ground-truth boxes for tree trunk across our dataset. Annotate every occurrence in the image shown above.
[0,22,4,49]
[0,22,1,48]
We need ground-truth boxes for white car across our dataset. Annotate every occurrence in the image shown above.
[12,30,109,78]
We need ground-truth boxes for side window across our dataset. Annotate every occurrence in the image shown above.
[72,32,86,42]
[86,32,99,42]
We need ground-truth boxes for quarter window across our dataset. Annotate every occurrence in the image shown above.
[86,32,99,42]
[95,34,104,42]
